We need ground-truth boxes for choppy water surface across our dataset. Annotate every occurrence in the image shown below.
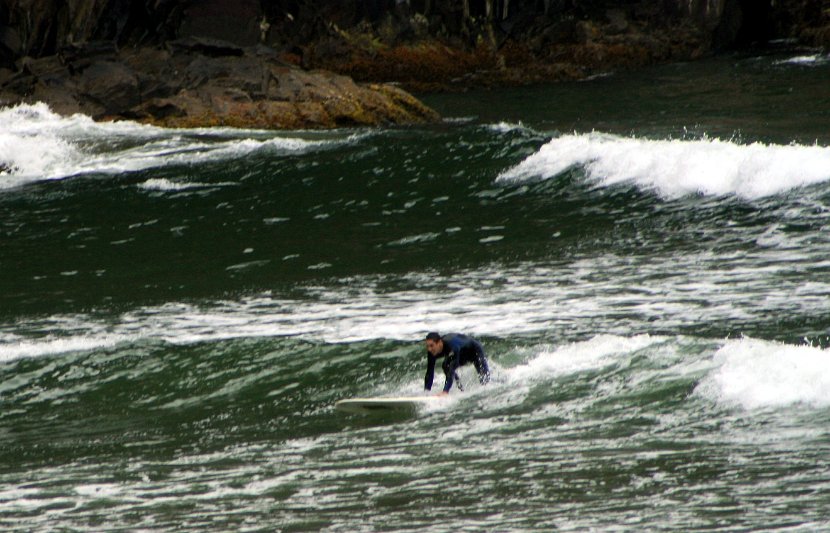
[3,52,830,530]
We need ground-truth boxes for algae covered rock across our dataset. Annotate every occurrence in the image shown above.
[0,38,440,129]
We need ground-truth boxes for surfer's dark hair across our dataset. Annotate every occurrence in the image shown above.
[425,332,441,342]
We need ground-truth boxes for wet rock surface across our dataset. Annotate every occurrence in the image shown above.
[0,38,440,128]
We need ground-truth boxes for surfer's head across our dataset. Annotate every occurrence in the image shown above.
[425,332,443,356]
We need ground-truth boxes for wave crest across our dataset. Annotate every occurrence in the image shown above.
[0,103,344,189]
[696,338,830,409]
[498,132,830,199]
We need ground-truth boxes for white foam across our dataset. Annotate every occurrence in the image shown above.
[138,178,236,191]
[139,178,199,191]
[0,486,41,502]
[0,334,132,362]
[69,135,323,177]
[774,54,830,66]
[486,121,528,133]
[387,232,441,246]
[498,132,830,199]
[0,105,84,187]
[696,338,830,409]
[0,102,342,189]
[508,334,661,384]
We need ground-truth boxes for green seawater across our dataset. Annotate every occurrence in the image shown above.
[3,52,830,531]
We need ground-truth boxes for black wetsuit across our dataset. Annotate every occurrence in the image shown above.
[424,333,491,393]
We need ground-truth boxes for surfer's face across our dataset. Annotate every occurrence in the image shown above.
[425,338,443,356]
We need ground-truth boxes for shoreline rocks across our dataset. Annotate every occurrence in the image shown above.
[307,18,711,93]
[0,37,440,129]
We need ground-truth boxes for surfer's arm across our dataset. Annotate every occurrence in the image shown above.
[473,339,485,358]
[441,354,459,393]
[424,353,436,391]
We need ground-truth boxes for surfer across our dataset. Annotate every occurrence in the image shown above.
[424,332,490,395]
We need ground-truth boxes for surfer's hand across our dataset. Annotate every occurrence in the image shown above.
[436,391,449,396]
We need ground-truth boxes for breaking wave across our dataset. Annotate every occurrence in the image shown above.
[498,132,830,199]
[0,103,350,189]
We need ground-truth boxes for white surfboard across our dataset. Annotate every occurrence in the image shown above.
[335,396,445,415]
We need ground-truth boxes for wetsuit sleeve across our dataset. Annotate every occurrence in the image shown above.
[474,340,485,358]
[424,353,436,391]
[442,353,460,393]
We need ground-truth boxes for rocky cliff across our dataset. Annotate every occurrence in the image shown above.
[295,0,828,90]
[0,0,826,128]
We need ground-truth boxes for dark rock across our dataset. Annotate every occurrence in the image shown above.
[134,98,188,120]
[802,24,830,48]
[18,55,68,83]
[121,47,180,100]
[0,67,13,86]
[79,60,140,114]
[133,57,440,130]
[167,36,245,57]
[711,0,746,50]
[575,21,601,45]
[0,26,21,68]
[1,0,827,84]
[28,80,86,116]
[134,70,180,101]
[2,71,35,95]
[183,54,264,95]
[0,29,441,129]
[58,41,120,72]
[605,9,629,34]
[177,0,261,46]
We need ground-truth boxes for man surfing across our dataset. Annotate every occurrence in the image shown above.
[424,332,491,395]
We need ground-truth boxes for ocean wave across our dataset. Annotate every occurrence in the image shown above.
[485,121,530,134]
[0,333,133,362]
[695,337,830,409]
[506,334,663,384]
[5,310,830,418]
[773,53,830,66]
[497,132,830,199]
[4,245,830,362]
[138,178,239,191]
[0,102,352,189]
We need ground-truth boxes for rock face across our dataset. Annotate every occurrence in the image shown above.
[303,0,826,90]
[1,1,825,67]
[0,37,439,128]
[0,0,441,128]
